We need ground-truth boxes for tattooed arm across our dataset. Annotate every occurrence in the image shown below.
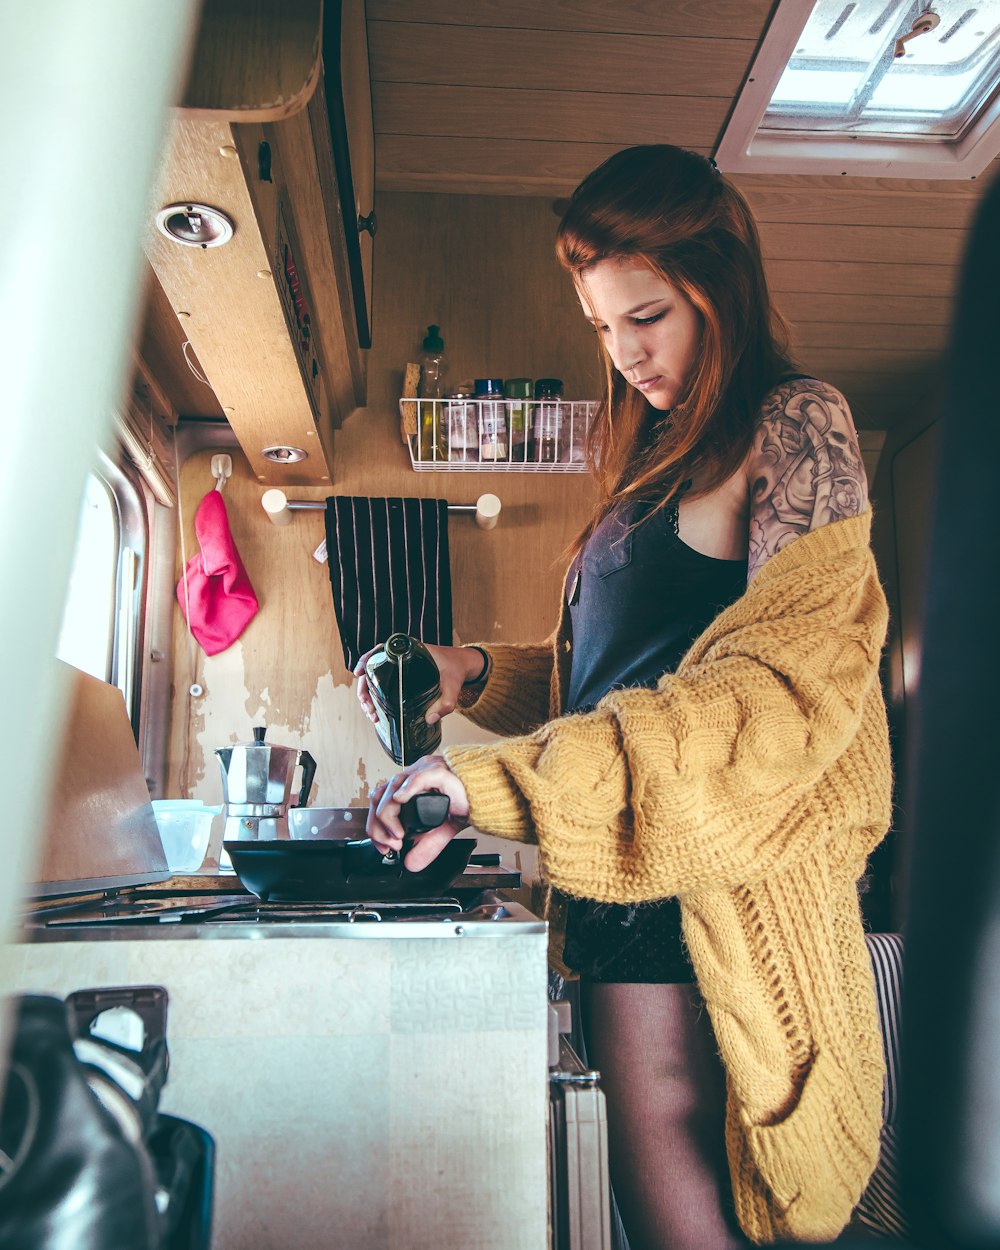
[747,378,868,581]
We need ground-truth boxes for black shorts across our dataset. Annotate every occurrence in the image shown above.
[562,895,696,984]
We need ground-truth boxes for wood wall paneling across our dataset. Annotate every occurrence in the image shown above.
[758,222,966,268]
[765,259,958,299]
[776,292,953,326]
[789,322,947,353]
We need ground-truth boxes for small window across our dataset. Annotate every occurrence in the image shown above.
[716,0,1000,177]
[58,473,117,682]
[57,456,147,720]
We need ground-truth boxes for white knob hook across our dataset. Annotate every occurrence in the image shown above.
[475,493,501,530]
[261,487,292,526]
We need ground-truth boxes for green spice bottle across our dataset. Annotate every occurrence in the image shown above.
[505,378,533,463]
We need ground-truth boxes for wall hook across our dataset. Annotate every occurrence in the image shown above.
[211,453,232,492]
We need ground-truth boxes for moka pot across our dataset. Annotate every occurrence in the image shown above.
[215,727,317,842]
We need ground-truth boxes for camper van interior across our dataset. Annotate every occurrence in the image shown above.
[3,1,1000,1247]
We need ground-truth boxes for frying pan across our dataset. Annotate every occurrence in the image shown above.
[224,793,474,903]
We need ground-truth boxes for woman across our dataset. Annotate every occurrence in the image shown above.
[356,145,891,1248]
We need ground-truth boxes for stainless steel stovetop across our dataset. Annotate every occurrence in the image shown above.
[22,858,542,942]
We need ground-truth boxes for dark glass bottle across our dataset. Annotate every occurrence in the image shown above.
[364,633,442,765]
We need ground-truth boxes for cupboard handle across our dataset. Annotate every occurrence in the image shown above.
[358,209,378,238]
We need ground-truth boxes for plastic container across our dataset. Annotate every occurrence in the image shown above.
[151,800,222,873]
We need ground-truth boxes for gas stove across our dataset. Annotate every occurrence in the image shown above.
[22,856,537,941]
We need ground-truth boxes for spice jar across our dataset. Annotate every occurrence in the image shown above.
[504,378,533,463]
[533,378,564,463]
[446,383,479,462]
[475,378,507,462]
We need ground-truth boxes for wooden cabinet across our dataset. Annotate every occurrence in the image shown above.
[142,0,374,486]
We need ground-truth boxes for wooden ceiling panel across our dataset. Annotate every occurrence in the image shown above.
[367,0,774,40]
[374,83,728,148]
[375,135,666,195]
[368,22,754,96]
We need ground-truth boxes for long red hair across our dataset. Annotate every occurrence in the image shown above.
[556,145,795,555]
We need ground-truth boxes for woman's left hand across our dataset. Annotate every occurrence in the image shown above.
[367,755,471,872]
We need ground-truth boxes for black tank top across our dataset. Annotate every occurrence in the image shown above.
[561,496,747,983]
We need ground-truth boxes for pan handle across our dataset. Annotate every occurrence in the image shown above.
[295,750,317,808]
[399,791,451,835]
[381,792,452,866]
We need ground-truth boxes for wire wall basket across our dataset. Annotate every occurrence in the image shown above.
[402,398,596,472]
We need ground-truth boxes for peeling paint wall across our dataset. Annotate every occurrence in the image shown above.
[164,194,600,880]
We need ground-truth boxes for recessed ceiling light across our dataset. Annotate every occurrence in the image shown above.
[261,446,308,463]
[155,203,235,248]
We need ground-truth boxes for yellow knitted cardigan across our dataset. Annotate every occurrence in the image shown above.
[444,510,892,1245]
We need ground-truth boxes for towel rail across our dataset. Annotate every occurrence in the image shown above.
[261,489,501,530]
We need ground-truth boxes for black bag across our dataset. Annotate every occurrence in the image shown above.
[0,989,213,1250]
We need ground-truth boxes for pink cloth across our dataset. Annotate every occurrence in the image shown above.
[176,490,259,655]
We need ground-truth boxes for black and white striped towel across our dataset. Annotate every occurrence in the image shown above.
[854,932,911,1242]
[324,497,453,670]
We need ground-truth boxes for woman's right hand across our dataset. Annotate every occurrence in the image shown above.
[352,642,487,727]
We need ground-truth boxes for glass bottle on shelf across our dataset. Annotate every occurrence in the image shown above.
[564,403,589,463]
[533,378,564,463]
[420,325,446,398]
[418,325,447,461]
[476,378,508,462]
[504,378,533,463]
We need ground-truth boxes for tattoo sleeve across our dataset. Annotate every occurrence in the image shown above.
[747,379,868,581]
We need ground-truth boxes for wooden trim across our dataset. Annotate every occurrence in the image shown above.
[144,115,335,485]
[180,0,323,121]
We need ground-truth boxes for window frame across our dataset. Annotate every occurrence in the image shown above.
[715,0,1000,179]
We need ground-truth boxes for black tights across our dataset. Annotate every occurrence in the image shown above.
[581,982,748,1250]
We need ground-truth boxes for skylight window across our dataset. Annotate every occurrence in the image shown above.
[716,0,1000,177]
